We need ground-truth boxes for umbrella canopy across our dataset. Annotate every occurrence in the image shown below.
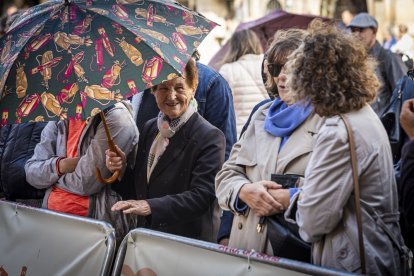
[0,0,216,125]
[208,9,331,70]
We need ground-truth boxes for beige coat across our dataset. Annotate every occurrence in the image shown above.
[286,105,405,274]
[219,54,269,136]
[215,101,324,254]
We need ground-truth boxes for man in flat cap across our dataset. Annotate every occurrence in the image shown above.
[348,12,407,116]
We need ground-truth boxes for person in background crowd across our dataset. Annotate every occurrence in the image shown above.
[392,24,414,68]
[277,20,407,274]
[25,102,139,244]
[219,29,269,136]
[392,24,414,59]
[399,98,414,273]
[348,12,407,116]
[341,9,355,26]
[107,59,225,242]
[383,27,397,50]
[215,28,324,255]
[337,8,355,30]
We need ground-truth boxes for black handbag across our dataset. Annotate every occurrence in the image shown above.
[263,174,311,263]
[380,74,414,163]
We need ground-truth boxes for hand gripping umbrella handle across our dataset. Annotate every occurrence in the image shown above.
[96,110,120,184]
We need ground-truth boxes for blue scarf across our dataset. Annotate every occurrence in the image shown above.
[264,97,313,149]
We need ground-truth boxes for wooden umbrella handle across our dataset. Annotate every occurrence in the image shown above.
[96,110,120,184]
[96,167,120,185]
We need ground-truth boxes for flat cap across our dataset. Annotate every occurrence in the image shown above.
[348,12,378,29]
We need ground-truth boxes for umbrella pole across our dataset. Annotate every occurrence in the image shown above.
[96,110,120,184]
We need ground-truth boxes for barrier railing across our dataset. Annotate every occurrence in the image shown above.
[112,228,353,276]
[0,200,115,275]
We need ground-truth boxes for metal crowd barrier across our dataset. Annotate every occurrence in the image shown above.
[112,228,353,276]
[0,200,115,275]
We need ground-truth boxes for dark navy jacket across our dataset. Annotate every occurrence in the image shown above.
[0,122,46,200]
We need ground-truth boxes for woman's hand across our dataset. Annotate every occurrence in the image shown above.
[58,157,80,174]
[105,145,126,173]
[268,189,290,210]
[111,200,152,216]
[401,99,414,140]
[239,181,284,216]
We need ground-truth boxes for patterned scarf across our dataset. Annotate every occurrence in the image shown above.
[147,98,198,181]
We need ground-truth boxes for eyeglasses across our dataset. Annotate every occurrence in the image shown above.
[267,63,284,77]
[350,27,364,33]
[350,27,374,33]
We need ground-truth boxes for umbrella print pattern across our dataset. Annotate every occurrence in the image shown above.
[0,0,216,125]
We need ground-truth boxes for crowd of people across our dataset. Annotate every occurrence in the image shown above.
[1,4,414,274]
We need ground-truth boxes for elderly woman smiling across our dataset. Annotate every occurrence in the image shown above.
[106,58,225,242]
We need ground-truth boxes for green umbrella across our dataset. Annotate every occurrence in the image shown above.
[0,0,216,124]
[0,0,216,183]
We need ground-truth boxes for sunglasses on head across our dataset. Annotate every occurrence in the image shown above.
[267,63,284,77]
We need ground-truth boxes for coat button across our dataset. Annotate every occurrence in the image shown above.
[238,222,243,230]
[339,249,347,258]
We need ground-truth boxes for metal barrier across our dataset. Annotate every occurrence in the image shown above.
[112,228,353,276]
[0,200,115,275]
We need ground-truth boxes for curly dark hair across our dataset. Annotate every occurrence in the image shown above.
[286,20,379,116]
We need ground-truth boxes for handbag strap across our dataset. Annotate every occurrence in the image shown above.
[339,114,367,274]
[360,200,410,256]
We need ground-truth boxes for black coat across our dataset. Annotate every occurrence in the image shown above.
[134,113,225,241]
[400,140,414,252]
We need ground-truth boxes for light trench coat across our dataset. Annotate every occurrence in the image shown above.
[286,105,406,274]
[215,101,324,255]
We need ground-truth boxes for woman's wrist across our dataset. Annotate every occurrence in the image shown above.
[141,201,152,216]
[56,157,64,176]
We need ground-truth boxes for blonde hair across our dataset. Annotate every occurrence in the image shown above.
[221,29,263,65]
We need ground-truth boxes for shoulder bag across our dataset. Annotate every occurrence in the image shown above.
[340,114,412,275]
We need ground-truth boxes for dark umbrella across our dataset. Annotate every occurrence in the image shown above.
[208,9,332,70]
[0,0,216,183]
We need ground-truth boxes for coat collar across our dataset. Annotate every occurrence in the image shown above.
[148,113,198,182]
[236,104,322,179]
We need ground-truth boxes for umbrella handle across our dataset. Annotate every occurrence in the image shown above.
[96,167,120,185]
[95,110,120,184]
